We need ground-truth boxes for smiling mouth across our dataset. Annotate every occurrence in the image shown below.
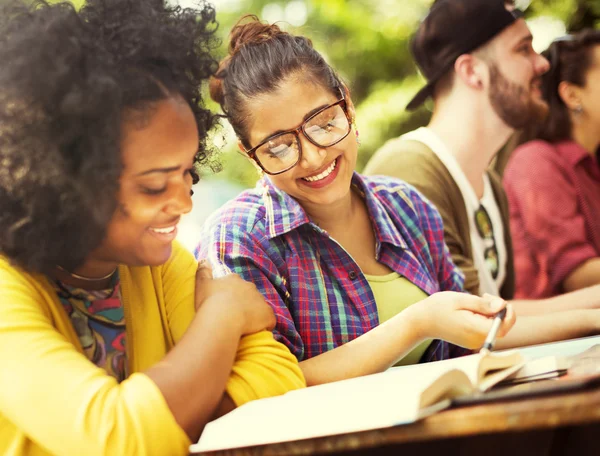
[302,158,338,182]
[150,225,177,234]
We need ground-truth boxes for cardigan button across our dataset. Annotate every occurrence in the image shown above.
[348,271,358,280]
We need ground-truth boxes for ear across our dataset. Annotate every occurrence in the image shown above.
[238,139,263,173]
[558,81,583,111]
[237,139,247,155]
[340,83,356,119]
[454,54,487,91]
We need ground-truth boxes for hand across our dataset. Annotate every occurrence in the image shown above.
[409,291,516,350]
[194,260,276,335]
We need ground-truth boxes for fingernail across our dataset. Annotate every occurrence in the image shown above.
[491,299,504,312]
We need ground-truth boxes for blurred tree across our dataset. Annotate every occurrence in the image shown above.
[43,0,596,187]
[209,0,597,187]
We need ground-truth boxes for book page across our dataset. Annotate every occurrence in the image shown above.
[193,363,470,453]
[193,352,524,453]
[392,351,522,388]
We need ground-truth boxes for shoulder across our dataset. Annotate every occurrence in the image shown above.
[507,140,559,169]
[0,255,31,285]
[0,255,53,316]
[360,174,442,223]
[203,186,268,235]
[159,241,195,272]
[504,140,567,184]
[365,136,438,174]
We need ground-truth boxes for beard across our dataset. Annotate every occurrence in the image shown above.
[488,64,549,129]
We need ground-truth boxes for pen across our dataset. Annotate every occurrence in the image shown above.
[479,307,507,355]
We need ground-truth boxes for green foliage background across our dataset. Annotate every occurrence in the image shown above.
[209,0,598,188]
[42,0,599,188]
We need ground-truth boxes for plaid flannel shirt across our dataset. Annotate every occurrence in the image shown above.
[197,173,470,362]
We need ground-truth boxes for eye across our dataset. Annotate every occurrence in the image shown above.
[262,137,296,159]
[141,186,167,195]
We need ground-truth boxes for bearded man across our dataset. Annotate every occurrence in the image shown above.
[365,0,600,316]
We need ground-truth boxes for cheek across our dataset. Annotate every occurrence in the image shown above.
[110,199,159,236]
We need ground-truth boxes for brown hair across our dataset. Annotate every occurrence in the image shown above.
[209,15,343,149]
[525,29,600,143]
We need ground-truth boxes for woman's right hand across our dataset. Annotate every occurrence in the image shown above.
[409,291,516,349]
[194,260,276,335]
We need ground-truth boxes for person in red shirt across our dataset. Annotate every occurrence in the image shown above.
[504,29,600,298]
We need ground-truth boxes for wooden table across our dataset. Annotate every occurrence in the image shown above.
[205,385,600,456]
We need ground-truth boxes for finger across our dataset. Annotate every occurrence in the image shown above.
[459,294,505,317]
[196,259,213,280]
[497,303,516,338]
[482,293,507,310]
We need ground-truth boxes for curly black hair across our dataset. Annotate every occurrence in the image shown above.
[0,0,219,274]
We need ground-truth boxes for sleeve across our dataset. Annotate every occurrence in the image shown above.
[163,242,305,404]
[403,182,465,294]
[226,331,305,406]
[365,141,474,293]
[159,241,197,343]
[503,144,597,289]
[0,264,190,456]
[197,217,305,359]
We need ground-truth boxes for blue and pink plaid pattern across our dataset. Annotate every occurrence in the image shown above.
[197,173,470,362]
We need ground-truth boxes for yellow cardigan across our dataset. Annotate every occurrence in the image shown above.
[0,242,305,456]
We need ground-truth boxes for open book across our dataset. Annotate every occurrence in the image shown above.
[191,350,524,453]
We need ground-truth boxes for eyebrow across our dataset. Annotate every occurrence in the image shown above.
[136,165,181,176]
[514,34,534,48]
[257,102,331,144]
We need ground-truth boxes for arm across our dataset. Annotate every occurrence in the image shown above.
[510,284,600,316]
[0,267,194,455]
[563,259,600,292]
[160,243,304,425]
[199,210,514,386]
[495,309,600,349]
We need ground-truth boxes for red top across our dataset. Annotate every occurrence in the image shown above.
[504,140,600,299]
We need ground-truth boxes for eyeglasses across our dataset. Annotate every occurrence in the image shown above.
[474,205,499,280]
[244,95,352,175]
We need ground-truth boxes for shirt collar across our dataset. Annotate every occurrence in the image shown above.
[556,140,596,167]
[260,173,408,250]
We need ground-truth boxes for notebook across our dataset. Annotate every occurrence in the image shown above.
[191,350,524,453]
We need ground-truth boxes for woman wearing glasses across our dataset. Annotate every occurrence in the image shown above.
[504,29,600,299]
[197,16,521,386]
[0,2,304,455]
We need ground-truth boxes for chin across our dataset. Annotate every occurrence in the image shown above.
[138,245,174,268]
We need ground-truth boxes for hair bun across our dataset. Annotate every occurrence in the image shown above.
[208,62,227,105]
[228,14,284,56]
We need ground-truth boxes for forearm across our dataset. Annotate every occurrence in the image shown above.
[299,306,424,386]
[495,309,600,349]
[511,284,600,316]
[145,305,242,441]
[563,259,600,293]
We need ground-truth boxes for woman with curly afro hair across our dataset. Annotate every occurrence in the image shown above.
[0,1,304,454]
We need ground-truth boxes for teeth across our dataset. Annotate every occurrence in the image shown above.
[151,226,176,234]
[303,159,337,182]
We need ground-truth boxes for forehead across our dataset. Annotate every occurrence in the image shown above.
[246,78,339,145]
[589,45,600,68]
[490,19,532,53]
[120,98,198,170]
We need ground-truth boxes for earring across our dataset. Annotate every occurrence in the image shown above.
[574,105,583,114]
[352,118,361,146]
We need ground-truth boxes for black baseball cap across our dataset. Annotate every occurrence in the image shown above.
[406,0,524,111]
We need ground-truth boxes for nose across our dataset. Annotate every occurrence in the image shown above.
[535,52,551,76]
[298,135,326,170]
[166,182,193,216]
